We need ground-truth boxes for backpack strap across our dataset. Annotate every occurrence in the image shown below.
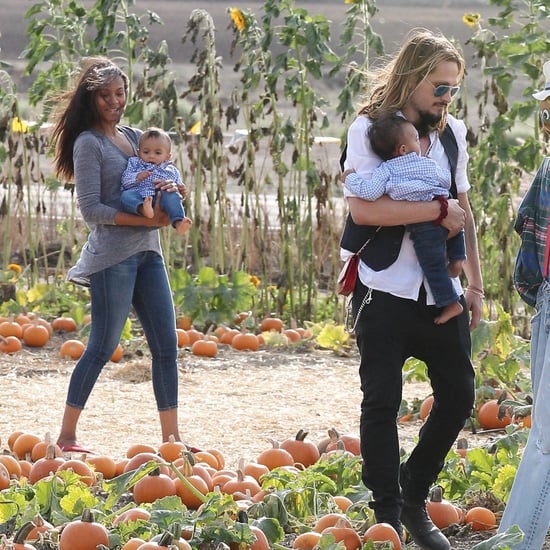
[439,124,458,198]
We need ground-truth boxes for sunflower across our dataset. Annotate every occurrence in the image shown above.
[230,8,246,32]
[463,13,481,28]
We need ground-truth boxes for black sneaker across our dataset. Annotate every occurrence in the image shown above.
[400,501,450,550]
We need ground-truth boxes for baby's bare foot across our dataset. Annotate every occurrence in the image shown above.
[175,217,192,236]
[142,196,154,218]
[434,301,463,325]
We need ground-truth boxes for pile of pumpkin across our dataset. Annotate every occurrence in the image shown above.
[0,313,311,359]
[0,427,500,550]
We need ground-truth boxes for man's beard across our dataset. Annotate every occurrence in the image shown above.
[415,109,444,136]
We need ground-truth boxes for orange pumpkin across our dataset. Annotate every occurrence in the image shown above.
[363,522,402,550]
[231,331,260,351]
[158,434,187,462]
[86,454,117,479]
[420,395,435,420]
[321,519,362,550]
[28,445,66,484]
[59,508,109,550]
[0,454,22,479]
[110,342,124,362]
[191,338,218,357]
[477,399,512,430]
[260,317,284,332]
[313,513,352,533]
[133,469,177,504]
[426,486,459,529]
[12,432,42,460]
[324,428,361,456]
[0,335,23,354]
[0,463,10,490]
[52,316,78,332]
[59,339,86,360]
[112,507,151,526]
[464,506,497,531]
[176,328,190,348]
[256,440,294,471]
[25,514,54,542]
[292,531,322,550]
[280,429,320,467]
[57,458,96,486]
[22,323,50,347]
[0,320,24,339]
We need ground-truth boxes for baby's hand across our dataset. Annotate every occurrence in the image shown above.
[341,168,356,183]
[137,170,152,181]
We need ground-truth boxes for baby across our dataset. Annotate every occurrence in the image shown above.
[120,127,192,236]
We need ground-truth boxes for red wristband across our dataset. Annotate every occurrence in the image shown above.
[433,195,448,226]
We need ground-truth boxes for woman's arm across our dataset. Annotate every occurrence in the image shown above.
[114,193,171,227]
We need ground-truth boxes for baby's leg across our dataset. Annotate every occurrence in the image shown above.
[434,301,463,325]
[447,259,464,278]
[141,196,154,219]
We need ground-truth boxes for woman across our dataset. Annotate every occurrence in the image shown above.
[50,57,190,453]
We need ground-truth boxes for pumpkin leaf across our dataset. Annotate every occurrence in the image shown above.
[470,524,523,549]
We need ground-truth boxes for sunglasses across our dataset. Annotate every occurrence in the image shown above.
[426,78,461,98]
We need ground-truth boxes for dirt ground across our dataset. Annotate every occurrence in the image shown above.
[3,332,545,549]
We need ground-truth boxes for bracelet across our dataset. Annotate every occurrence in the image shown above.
[433,195,448,226]
[466,286,485,298]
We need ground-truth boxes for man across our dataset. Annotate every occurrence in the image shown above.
[340,29,483,550]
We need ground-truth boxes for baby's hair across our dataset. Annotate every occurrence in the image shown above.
[139,127,172,151]
[368,114,414,161]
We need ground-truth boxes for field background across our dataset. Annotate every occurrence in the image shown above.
[1,0,500,114]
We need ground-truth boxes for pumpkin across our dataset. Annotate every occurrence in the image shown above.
[52,316,78,332]
[30,432,63,461]
[250,525,269,550]
[59,339,85,360]
[112,507,151,526]
[426,486,459,529]
[57,458,96,486]
[242,461,269,483]
[220,328,240,345]
[22,323,50,347]
[256,439,294,470]
[292,531,322,550]
[174,468,209,509]
[136,530,174,549]
[110,342,124,362]
[7,431,24,451]
[464,506,497,531]
[191,338,218,357]
[176,328,190,348]
[59,508,109,550]
[420,395,435,420]
[176,315,192,330]
[0,320,24,339]
[0,454,22,479]
[126,443,157,458]
[158,434,187,462]
[363,522,402,550]
[193,450,222,470]
[284,328,301,342]
[28,445,66,484]
[122,538,147,550]
[313,513,352,533]
[9,521,36,550]
[324,428,361,456]
[260,317,284,332]
[321,518,362,550]
[280,429,320,467]
[0,463,10,490]
[221,468,261,499]
[86,454,117,479]
[25,514,54,542]
[231,330,259,351]
[477,399,512,430]
[186,328,204,344]
[12,433,42,460]
[123,452,170,476]
[133,469,177,504]
[333,495,353,513]
[0,335,22,354]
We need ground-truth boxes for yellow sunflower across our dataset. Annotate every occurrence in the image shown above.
[230,7,246,31]
[463,13,481,27]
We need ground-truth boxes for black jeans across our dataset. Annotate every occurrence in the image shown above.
[352,281,475,521]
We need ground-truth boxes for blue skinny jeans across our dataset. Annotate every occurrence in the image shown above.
[66,251,178,411]
[498,280,550,549]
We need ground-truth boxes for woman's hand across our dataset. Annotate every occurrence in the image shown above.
[441,199,466,237]
[148,193,171,227]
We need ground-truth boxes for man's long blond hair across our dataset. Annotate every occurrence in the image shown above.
[359,29,465,133]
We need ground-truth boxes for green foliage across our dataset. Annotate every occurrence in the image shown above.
[172,267,257,331]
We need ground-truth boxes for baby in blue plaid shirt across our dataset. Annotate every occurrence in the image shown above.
[121,127,191,236]
[343,114,465,324]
